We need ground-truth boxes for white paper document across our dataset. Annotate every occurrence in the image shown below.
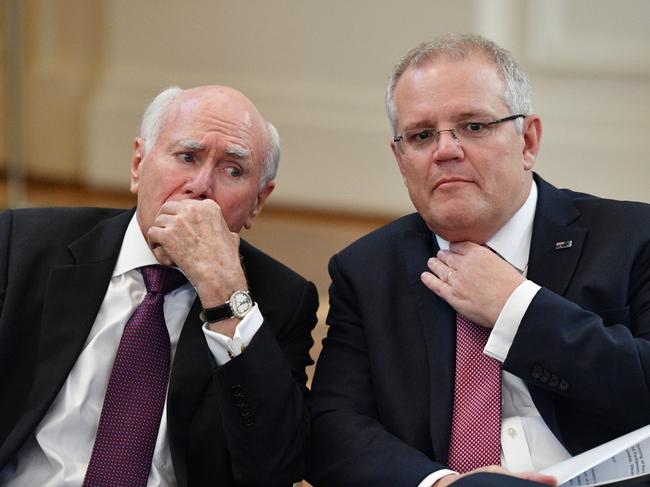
[540,424,650,486]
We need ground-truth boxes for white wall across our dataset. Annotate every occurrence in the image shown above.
[26,0,650,215]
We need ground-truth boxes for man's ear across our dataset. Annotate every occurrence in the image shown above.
[391,140,409,185]
[130,137,146,194]
[522,115,542,171]
[244,181,275,230]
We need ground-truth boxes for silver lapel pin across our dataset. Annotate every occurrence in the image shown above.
[555,240,573,250]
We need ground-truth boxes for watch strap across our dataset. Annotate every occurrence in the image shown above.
[199,303,232,323]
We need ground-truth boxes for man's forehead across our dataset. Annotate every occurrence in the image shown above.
[178,88,261,124]
[395,59,507,117]
[403,56,501,87]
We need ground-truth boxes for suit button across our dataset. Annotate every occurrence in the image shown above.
[531,365,542,379]
[240,408,253,418]
[559,379,570,392]
[540,369,550,383]
[549,374,559,388]
[242,418,255,428]
[231,385,243,395]
[234,397,246,406]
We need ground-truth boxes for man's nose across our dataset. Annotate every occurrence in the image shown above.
[184,165,215,199]
[433,129,463,161]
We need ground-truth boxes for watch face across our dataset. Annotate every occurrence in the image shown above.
[231,291,252,318]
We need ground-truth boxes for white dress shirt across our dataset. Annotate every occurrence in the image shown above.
[1,214,264,487]
[418,182,571,487]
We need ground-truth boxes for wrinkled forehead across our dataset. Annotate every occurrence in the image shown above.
[162,89,268,154]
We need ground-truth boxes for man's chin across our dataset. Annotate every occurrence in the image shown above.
[425,208,487,241]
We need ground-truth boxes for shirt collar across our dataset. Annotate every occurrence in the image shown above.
[112,214,161,277]
[435,181,538,273]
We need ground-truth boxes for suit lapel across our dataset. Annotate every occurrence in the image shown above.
[525,176,587,438]
[167,298,213,487]
[528,177,587,296]
[402,216,456,463]
[20,210,134,436]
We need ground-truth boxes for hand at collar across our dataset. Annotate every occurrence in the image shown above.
[421,241,525,328]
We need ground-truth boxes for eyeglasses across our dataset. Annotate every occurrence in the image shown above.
[393,114,526,155]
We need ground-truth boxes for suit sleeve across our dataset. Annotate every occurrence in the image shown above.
[211,279,318,485]
[307,255,446,487]
[0,210,12,382]
[504,239,650,449]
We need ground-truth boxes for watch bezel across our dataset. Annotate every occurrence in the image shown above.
[229,290,253,319]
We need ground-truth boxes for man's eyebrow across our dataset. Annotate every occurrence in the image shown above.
[226,145,251,159]
[177,139,205,151]
[452,110,496,120]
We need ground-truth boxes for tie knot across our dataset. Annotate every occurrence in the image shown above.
[141,265,187,295]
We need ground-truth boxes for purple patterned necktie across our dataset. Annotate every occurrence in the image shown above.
[447,314,502,473]
[84,265,186,487]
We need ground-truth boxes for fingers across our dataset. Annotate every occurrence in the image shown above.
[453,467,557,487]
[448,241,480,255]
[158,198,223,221]
[152,213,174,229]
[151,245,174,266]
[426,255,453,282]
[517,472,557,486]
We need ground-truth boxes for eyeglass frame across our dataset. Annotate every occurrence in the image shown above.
[392,113,526,152]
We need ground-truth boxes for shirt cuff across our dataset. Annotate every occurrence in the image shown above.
[485,280,541,362]
[202,303,263,365]
[418,469,458,487]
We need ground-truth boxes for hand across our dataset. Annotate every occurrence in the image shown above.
[421,242,525,328]
[434,466,557,486]
[147,199,248,309]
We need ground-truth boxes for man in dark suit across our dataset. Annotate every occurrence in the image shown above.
[0,85,318,486]
[308,34,650,486]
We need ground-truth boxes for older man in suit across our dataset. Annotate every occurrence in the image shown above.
[0,85,318,486]
[308,34,650,486]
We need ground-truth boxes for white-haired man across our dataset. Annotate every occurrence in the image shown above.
[0,85,318,486]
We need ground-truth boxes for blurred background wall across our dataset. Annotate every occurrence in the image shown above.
[2,0,649,213]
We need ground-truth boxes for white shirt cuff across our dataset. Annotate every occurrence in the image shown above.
[202,303,263,365]
[418,469,458,487]
[485,280,541,362]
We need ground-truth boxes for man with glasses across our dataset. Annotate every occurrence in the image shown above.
[308,34,650,486]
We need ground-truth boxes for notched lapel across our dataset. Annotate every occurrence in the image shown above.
[167,298,213,487]
[168,299,213,416]
[9,210,132,451]
[28,262,115,409]
[527,182,587,298]
[403,224,456,463]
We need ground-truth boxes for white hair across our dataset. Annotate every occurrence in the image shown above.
[385,33,533,135]
[139,86,280,189]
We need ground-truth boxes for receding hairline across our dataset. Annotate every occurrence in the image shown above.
[386,34,532,134]
[160,88,268,151]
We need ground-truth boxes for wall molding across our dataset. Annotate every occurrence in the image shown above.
[526,0,650,77]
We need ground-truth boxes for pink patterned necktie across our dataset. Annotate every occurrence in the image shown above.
[84,265,186,487]
[447,314,501,473]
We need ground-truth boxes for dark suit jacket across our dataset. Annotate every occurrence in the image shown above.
[308,175,650,486]
[0,207,318,486]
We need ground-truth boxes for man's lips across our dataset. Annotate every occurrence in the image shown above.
[433,177,473,190]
